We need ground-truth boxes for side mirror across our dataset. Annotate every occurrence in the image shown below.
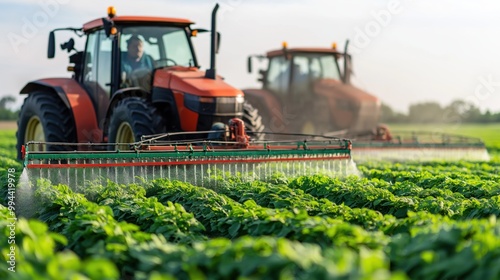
[247,56,252,73]
[48,31,55,58]
[192,29,221,53]
[216,32,221,54]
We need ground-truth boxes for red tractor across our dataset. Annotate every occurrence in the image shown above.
[16,5,263,158]
[244,42,382,139]
[243,42,490,163]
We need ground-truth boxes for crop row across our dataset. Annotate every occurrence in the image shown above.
[361,160,500,175]
[82,182,206,243]
[286,175,500,220]
[389,215,500,279]
[362,167,500,198]
[145,179,387,249]
[101,178,500,279]
[30,180,398,280]
[141,176,500,280]
[213,178,483,235]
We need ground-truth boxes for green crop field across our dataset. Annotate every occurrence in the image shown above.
[1,125,500,279]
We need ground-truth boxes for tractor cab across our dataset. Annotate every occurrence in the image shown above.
[80,18,201,95]
[49,10,201,93]
[250,43,352,98]
[50,11,202,125]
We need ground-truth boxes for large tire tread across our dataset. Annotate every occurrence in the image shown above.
[242,102,265,141]
[107,97,166,147]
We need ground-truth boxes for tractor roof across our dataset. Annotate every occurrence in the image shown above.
[83,16,193,32]
[266,48,342,58]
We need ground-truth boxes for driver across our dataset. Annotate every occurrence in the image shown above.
[121,35,154,76]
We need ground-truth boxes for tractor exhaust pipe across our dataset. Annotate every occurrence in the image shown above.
[205,3,220,80]
[343,40,350,84]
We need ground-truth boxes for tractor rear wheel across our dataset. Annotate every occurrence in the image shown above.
[242,102,265,141]
[107,97,165,150]
[16,92,77,159]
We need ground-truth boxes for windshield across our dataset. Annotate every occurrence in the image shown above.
[292,53,342,81]
[265,52,345,95]
[120,26,195,68]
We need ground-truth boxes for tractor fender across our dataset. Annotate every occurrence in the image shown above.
[21,80,71,108]
[20,78,101,143]
[243,89,286,133]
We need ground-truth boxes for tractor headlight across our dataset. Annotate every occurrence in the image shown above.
[215,96,244,115]
[236,95,244,104]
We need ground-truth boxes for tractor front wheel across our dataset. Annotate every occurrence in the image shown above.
[107,98,165,150]
[16,92,77,159]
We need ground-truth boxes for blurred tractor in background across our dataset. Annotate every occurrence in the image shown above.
[244,41,382,139]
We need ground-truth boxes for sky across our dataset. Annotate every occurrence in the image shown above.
[1,0,500,114]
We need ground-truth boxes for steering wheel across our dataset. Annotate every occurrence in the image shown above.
[155,58,178,68]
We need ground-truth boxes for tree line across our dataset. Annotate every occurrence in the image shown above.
[0,96,18,120]
[381,100,500,124]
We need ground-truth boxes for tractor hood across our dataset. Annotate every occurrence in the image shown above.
[313,79,381,133]
[153,67,243,97]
